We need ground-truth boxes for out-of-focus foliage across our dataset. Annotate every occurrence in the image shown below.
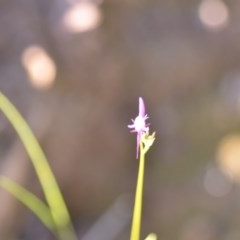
[1,0,240,239]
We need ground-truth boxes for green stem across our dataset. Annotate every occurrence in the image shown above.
[130,141,145,240]
[0,92,77,240]
[0,176,56,235]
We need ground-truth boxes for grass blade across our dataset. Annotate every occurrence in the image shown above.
[0,92,77,240]
[0,176,56,233]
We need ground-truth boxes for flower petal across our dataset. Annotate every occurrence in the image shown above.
[136,132,141,158]
[138,97,145,117]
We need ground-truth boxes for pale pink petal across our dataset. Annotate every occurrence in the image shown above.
[136,133,141,158]
[138,97,145,117]
[128,97,149,159]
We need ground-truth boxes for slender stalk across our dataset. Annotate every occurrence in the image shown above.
[0,176,56,235]
[0,92,77,240]
[130,141,145,240]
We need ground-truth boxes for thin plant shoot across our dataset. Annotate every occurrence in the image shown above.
[0,92,77,240]
[128,97,157,240]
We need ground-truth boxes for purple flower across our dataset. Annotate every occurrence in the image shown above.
[128,97,149,158]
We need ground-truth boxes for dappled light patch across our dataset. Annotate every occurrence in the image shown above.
[216,134,240,182]
[63,2,102,33]
[21,45,56,90]
[198,0,229,30]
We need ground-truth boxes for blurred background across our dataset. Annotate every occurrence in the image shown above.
[1,0,240,239]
